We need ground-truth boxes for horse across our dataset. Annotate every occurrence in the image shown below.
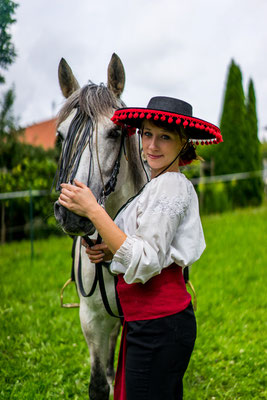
[54,53,147,399]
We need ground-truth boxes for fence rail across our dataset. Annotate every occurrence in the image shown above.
[0,189,53,200]
[190,170,264,185]
[0,170,265,201]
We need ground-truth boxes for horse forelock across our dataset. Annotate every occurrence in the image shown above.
[57,82,124,128]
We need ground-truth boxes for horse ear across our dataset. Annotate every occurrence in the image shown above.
[107,53,125,98]
[58,58,80,98]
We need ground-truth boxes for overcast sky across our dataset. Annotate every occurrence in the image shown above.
[3,0,267,140]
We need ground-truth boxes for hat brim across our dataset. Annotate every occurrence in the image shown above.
[111,107,223,145]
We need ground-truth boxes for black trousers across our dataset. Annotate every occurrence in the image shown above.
[125,303,196,400]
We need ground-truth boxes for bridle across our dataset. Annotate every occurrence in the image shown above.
[76,121,127,320]
[95,122,127,207]
[57,105,127,320]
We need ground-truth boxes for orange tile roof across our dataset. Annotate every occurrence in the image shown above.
[21,118,57,150]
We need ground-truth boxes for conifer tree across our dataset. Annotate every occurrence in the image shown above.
[215,59,247,175]
[244,79,263,205]
[214,60,249,207]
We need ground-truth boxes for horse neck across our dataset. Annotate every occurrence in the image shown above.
[105,139,146,219]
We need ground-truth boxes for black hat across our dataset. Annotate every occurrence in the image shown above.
[111,96,222,145]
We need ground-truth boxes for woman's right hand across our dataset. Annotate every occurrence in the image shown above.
[81,239,113,264]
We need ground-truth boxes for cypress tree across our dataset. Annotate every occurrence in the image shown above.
[244,79,263,205]
[214,60,249,207]
[215,59,247,175]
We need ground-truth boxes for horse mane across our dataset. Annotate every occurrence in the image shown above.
[56,82,145,192]
[127,135,147,192]
[57,82,123,126]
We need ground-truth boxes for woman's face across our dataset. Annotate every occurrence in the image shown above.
[142,120,185,178]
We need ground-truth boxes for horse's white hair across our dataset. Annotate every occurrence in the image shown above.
[57,82,125,126]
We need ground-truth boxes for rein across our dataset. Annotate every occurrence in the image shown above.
[80,234,124,321]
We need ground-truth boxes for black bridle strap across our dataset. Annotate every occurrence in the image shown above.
[77,236,98,297]
[79,234,124,320]
[99,130,126,199]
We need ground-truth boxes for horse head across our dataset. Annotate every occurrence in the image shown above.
[54,54,145,236]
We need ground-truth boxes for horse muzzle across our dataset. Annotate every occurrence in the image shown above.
[54,201,95,236]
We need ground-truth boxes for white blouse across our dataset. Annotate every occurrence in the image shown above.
[110,172,206,284]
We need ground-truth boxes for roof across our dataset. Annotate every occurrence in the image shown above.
[21,118,57,150]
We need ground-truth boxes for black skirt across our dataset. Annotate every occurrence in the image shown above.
[125,303,196,400]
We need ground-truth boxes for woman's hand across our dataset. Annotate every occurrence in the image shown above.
[82,239,113,263]
[58,179,98,218]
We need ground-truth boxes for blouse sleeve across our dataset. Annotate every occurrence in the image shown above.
[111,173,192,284]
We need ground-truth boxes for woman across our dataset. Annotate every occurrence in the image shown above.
[58,96,222,399]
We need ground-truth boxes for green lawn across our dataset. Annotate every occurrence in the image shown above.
[1,204,266,399]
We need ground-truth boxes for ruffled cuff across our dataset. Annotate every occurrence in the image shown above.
[110,236,134,274]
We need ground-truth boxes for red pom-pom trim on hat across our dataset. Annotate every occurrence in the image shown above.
[110,108,223,144]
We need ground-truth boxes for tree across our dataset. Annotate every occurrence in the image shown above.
[0,86,22,169]
[215,60,247,175]
[213,60,249,207]
[197,60,264,212]
[244,79,264,205]
[0,0,18,84]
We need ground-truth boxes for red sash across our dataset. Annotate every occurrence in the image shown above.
[114,264,191,399]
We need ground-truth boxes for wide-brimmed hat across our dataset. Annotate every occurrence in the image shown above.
[111,96,223,145]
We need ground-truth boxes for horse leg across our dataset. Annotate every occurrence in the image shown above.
[106,321,121,393]
[80,300,118,400]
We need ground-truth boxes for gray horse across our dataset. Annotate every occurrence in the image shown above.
[54,53,146,399]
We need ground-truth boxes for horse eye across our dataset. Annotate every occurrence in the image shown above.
[107,128,121,139]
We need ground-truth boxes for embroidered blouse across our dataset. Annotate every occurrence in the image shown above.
[110,172,205,284]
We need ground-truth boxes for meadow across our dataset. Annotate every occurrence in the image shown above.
[0,204,266,399]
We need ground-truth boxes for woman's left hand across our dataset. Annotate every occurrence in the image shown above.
[58,179,98,218]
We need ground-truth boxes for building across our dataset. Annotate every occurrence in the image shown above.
[20,118,57,149]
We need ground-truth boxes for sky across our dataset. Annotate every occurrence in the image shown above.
[3,0,267,141]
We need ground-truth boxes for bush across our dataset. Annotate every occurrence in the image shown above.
[199,182,232,214]
[0,142,61,242]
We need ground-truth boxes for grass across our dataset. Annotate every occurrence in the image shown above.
[0,204,267,399]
